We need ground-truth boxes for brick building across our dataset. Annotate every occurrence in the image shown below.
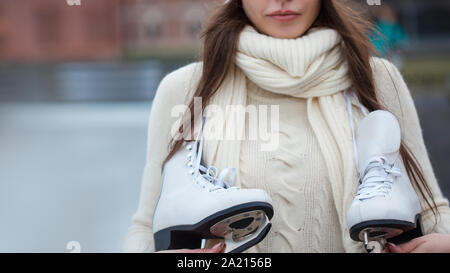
[0,0,213,62]
[0,0,122,62]
[0,0,448,62]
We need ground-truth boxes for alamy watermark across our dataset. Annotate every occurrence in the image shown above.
[171,97,280,152]
[65,0,81,6]
[367,0,381,6]
[66,241,81,253]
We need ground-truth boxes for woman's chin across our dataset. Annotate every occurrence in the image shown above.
[259,22,308,39]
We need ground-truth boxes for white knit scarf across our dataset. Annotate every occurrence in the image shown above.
[198,24,366,252]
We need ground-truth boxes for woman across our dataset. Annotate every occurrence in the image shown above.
[123,0,450,253]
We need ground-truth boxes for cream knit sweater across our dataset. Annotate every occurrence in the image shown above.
[123,57,450,253]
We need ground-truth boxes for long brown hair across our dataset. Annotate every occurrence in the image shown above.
[164,0,438,219]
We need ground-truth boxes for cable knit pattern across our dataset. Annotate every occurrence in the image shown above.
[123,28,450,253]
[240,81,344,252]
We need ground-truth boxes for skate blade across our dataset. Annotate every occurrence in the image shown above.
[210,210,265,242]
[350,214,423,253]
[223,214,272,253]
[365,239,387,253]
[350,216,420,242]
[358,226,403,242]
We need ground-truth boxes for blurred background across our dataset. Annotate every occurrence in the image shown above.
[0,0,448,252]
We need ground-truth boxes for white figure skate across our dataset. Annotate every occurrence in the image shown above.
[153,117,274,253]
[345,91,423,253]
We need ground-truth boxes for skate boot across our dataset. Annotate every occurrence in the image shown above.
[153,117,274,253]
[345,91,423,253]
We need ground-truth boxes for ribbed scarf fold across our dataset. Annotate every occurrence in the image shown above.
[200,24,366,252]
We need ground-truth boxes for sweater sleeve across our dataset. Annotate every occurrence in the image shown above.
[122,61,202,252]
[371,57,450,234]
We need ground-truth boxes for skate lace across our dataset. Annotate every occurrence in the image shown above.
[187,116,237,192]
[356,156,402,200]
[199,165,236,190]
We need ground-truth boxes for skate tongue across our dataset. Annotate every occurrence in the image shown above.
[356,110,401,171]
[198,165,236,191]
[197,174,223,191]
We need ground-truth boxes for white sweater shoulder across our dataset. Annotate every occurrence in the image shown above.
[370,56,450,234]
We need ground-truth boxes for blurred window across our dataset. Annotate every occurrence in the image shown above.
[187,21,201,36]
[143,9,163,39]
[146,23,161,38]
[184,7,204,37]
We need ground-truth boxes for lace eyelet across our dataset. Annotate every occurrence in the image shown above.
[186,144,192,151]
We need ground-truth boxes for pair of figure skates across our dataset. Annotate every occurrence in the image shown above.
[152,91,423,253]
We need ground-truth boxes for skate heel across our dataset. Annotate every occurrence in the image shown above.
[350,213,424,245]
[388,213,423,245]
[154,228,203,251]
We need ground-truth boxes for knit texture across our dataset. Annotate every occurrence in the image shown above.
[239,81,344,252]
[122,36,450,253]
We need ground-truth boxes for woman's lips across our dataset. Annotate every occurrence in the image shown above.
[267,10,300,22]
[268,14,299,22]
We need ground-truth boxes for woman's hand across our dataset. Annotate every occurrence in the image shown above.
[385,233,450,253]
[156,242,226,253]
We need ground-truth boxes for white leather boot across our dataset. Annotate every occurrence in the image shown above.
[153,117,274,253]
[345,91,423,253]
